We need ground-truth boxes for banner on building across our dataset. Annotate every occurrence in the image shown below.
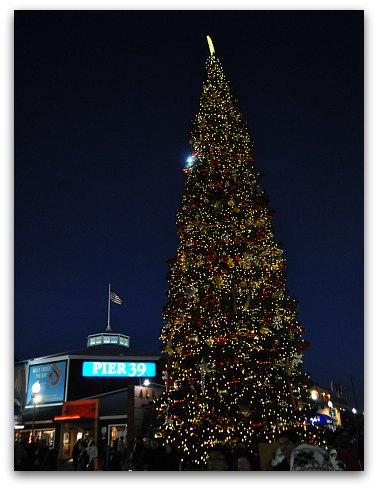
[26,361,67,405]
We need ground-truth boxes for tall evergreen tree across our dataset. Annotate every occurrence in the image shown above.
[153,38,318,467]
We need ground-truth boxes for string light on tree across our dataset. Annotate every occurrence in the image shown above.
[153,36,321,468]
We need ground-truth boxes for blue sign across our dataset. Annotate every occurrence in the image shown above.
[309,414,334,426]
[26,361,67,405]
[82,361,156,378]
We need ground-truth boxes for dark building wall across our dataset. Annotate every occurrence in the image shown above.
[67,358,163,400]
[68,359,137,400]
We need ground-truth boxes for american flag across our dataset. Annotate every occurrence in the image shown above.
[110,290,122,305]
[330,381,347,400]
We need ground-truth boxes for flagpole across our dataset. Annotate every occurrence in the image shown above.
[106,284,111,332]
[350,374,358,409]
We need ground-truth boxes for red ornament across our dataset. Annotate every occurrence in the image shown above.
[207,251,217,262]
[263,287,273,298]
[215,337,227,345]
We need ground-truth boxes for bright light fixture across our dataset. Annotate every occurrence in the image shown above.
[32,381,41,395]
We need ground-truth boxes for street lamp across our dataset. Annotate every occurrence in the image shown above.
[31,381,41,441]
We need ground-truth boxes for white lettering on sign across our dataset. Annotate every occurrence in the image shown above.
[82,361,155,378]
[93,362,104,374]
[117,363,126,375]
[108,363,116,374]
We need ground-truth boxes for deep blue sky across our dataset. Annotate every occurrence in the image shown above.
[14,11,364,408]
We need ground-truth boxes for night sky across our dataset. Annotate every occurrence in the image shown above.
[14,11,364,408]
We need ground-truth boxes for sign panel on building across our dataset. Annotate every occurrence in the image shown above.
[82,361,156,378]
[26,361,67,405]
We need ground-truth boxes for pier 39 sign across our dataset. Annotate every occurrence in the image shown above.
[82,361,156,378]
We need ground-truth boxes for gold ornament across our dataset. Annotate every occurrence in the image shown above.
[189,335,199,345]
[214,201,222,214]
[237,325,249,335]
[185,285,198,298]
[242,295,251,311]
[238,403,251,417]
[211,275,223,287]
[259,326,270,335]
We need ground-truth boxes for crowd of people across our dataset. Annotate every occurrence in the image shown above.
[72,437,99,470]
[72,425,363,471]
[101,436,182,471]
[14,425,363,471]
[14,434,58,470]
[191,426,363,471]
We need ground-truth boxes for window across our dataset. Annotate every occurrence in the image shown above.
[109,424,127,446]
[119,337,129,347]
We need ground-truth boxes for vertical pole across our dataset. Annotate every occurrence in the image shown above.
[31,396,36,441]
[107,284,111,332]
[350,374,359,409]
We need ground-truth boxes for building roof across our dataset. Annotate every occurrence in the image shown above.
[31,343,161,361]
[14,343,161,365]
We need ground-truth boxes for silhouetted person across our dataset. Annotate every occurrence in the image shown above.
[43,448,58,470]
[72,439,81,470]
[141,438,166,470]
[269,429,300,470]
[108,447,123,470]
[206,445,233,471]
[160,443,181,470]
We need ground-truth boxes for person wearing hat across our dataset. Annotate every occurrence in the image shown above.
[269,430,300,471]
[290,444,345,471]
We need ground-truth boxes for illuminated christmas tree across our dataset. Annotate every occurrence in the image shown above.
[154,37,316,467]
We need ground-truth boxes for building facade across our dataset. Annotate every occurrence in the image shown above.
[14,330,163,462]
[308,383,357,430]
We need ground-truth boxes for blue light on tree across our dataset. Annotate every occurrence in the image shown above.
[183,153,197,173]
